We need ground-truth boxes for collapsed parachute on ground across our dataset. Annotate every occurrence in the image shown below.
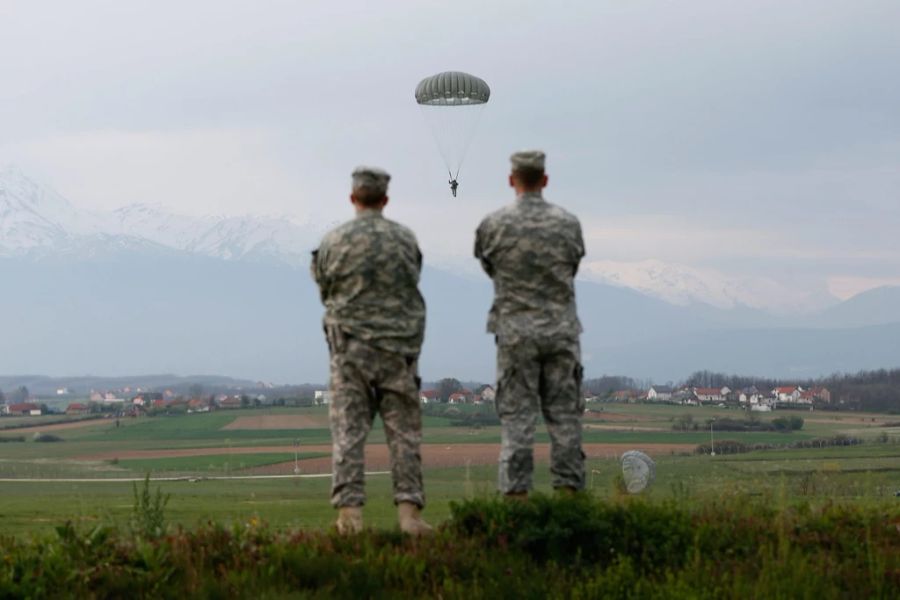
[621,450,656,494]
[415,71,490,197]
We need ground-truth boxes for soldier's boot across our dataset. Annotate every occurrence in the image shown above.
[335,506,363,535]
[504,491,529,502]
[397,502,433,536]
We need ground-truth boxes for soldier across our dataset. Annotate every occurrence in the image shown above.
[311,166,432,535]
[474,150,586,499]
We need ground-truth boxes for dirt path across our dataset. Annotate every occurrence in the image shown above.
[76,446,328,460]
[584,424,665,432]
[803,416,890,425]
[77,442,692,475]
[1,418,108,434]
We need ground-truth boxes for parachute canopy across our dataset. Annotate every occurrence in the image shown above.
[415,71,491,188]
[415,71,491,106]
[621,450,656,494]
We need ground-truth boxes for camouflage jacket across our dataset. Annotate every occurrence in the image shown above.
[474,192,584,341]
[311,209,426,356]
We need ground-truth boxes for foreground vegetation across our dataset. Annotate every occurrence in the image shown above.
[1,491,898,598]
[1,404,898,597]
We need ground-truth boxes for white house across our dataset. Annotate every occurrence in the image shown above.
[738,386,760,404]
[694,387,731,403]
[313,390,331,405]
[773,386,802,403]
[672,389,698,405]
[479,385,496,402]
[647,385,674,401]
[741,392,773,406]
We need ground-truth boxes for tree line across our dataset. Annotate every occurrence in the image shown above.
[0,386,30,405]
[683,368,900,412]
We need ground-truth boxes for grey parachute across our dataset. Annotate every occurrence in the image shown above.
[415,71,490,188]
[620,450,656,494]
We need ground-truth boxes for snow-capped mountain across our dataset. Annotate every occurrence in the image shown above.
[2,167,898,382]
[109,203,319,264]
[0,166,845,315]
[581,259,835,314]
[0,166,102,251]
[0,166,319,264]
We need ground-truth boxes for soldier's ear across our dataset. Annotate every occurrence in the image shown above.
[542,174,549,188]
[382,196,389,209]
[509,174,515,188]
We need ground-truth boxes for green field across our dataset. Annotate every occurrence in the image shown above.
[1,403,898,537]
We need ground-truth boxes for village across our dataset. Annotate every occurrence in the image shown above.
[0,388,270,417]
[610,384,832,411]
[0,381,839,418]
[415,383,834,412]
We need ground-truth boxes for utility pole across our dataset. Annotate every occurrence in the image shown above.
[710,419,716,456]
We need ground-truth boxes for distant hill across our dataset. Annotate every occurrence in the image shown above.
[2,251,898,384]
[0,374,262,397]
[808,286,900,328]
[594,323,900,383]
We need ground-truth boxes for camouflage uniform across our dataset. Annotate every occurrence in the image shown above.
[312,168,426,509]
[474,152,586,493]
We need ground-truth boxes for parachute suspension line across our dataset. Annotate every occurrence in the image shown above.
[449,102,485,181]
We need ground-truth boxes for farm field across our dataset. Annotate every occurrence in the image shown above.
[1,403,898,537]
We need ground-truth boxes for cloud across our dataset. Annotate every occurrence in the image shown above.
[0,0,898,309]
[0,129,306,217]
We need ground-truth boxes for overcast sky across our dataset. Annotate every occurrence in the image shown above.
[2,0,898,303]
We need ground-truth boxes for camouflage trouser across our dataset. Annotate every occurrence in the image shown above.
[328,332,424,509]
[494,336,585,493]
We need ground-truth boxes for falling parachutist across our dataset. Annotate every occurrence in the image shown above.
[448,179,459,197]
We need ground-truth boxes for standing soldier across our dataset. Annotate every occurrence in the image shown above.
[474,150,586,499]
[311,166,432,535]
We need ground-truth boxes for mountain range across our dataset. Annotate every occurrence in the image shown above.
[1,165,898,384]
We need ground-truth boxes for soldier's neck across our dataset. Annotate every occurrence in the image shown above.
[355,207,384,217]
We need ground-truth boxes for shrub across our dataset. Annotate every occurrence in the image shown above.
[131,474,170,539]
[449,493,694,570]
[32,432,63,443]
[773,416,804,431]
[448,413,501,428]
[695,439,749,455]
[672,414,697,431]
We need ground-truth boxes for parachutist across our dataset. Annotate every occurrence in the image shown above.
[449,179,459,197]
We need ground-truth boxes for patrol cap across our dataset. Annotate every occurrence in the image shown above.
[510,150,545,172]
[351,166,391,195]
